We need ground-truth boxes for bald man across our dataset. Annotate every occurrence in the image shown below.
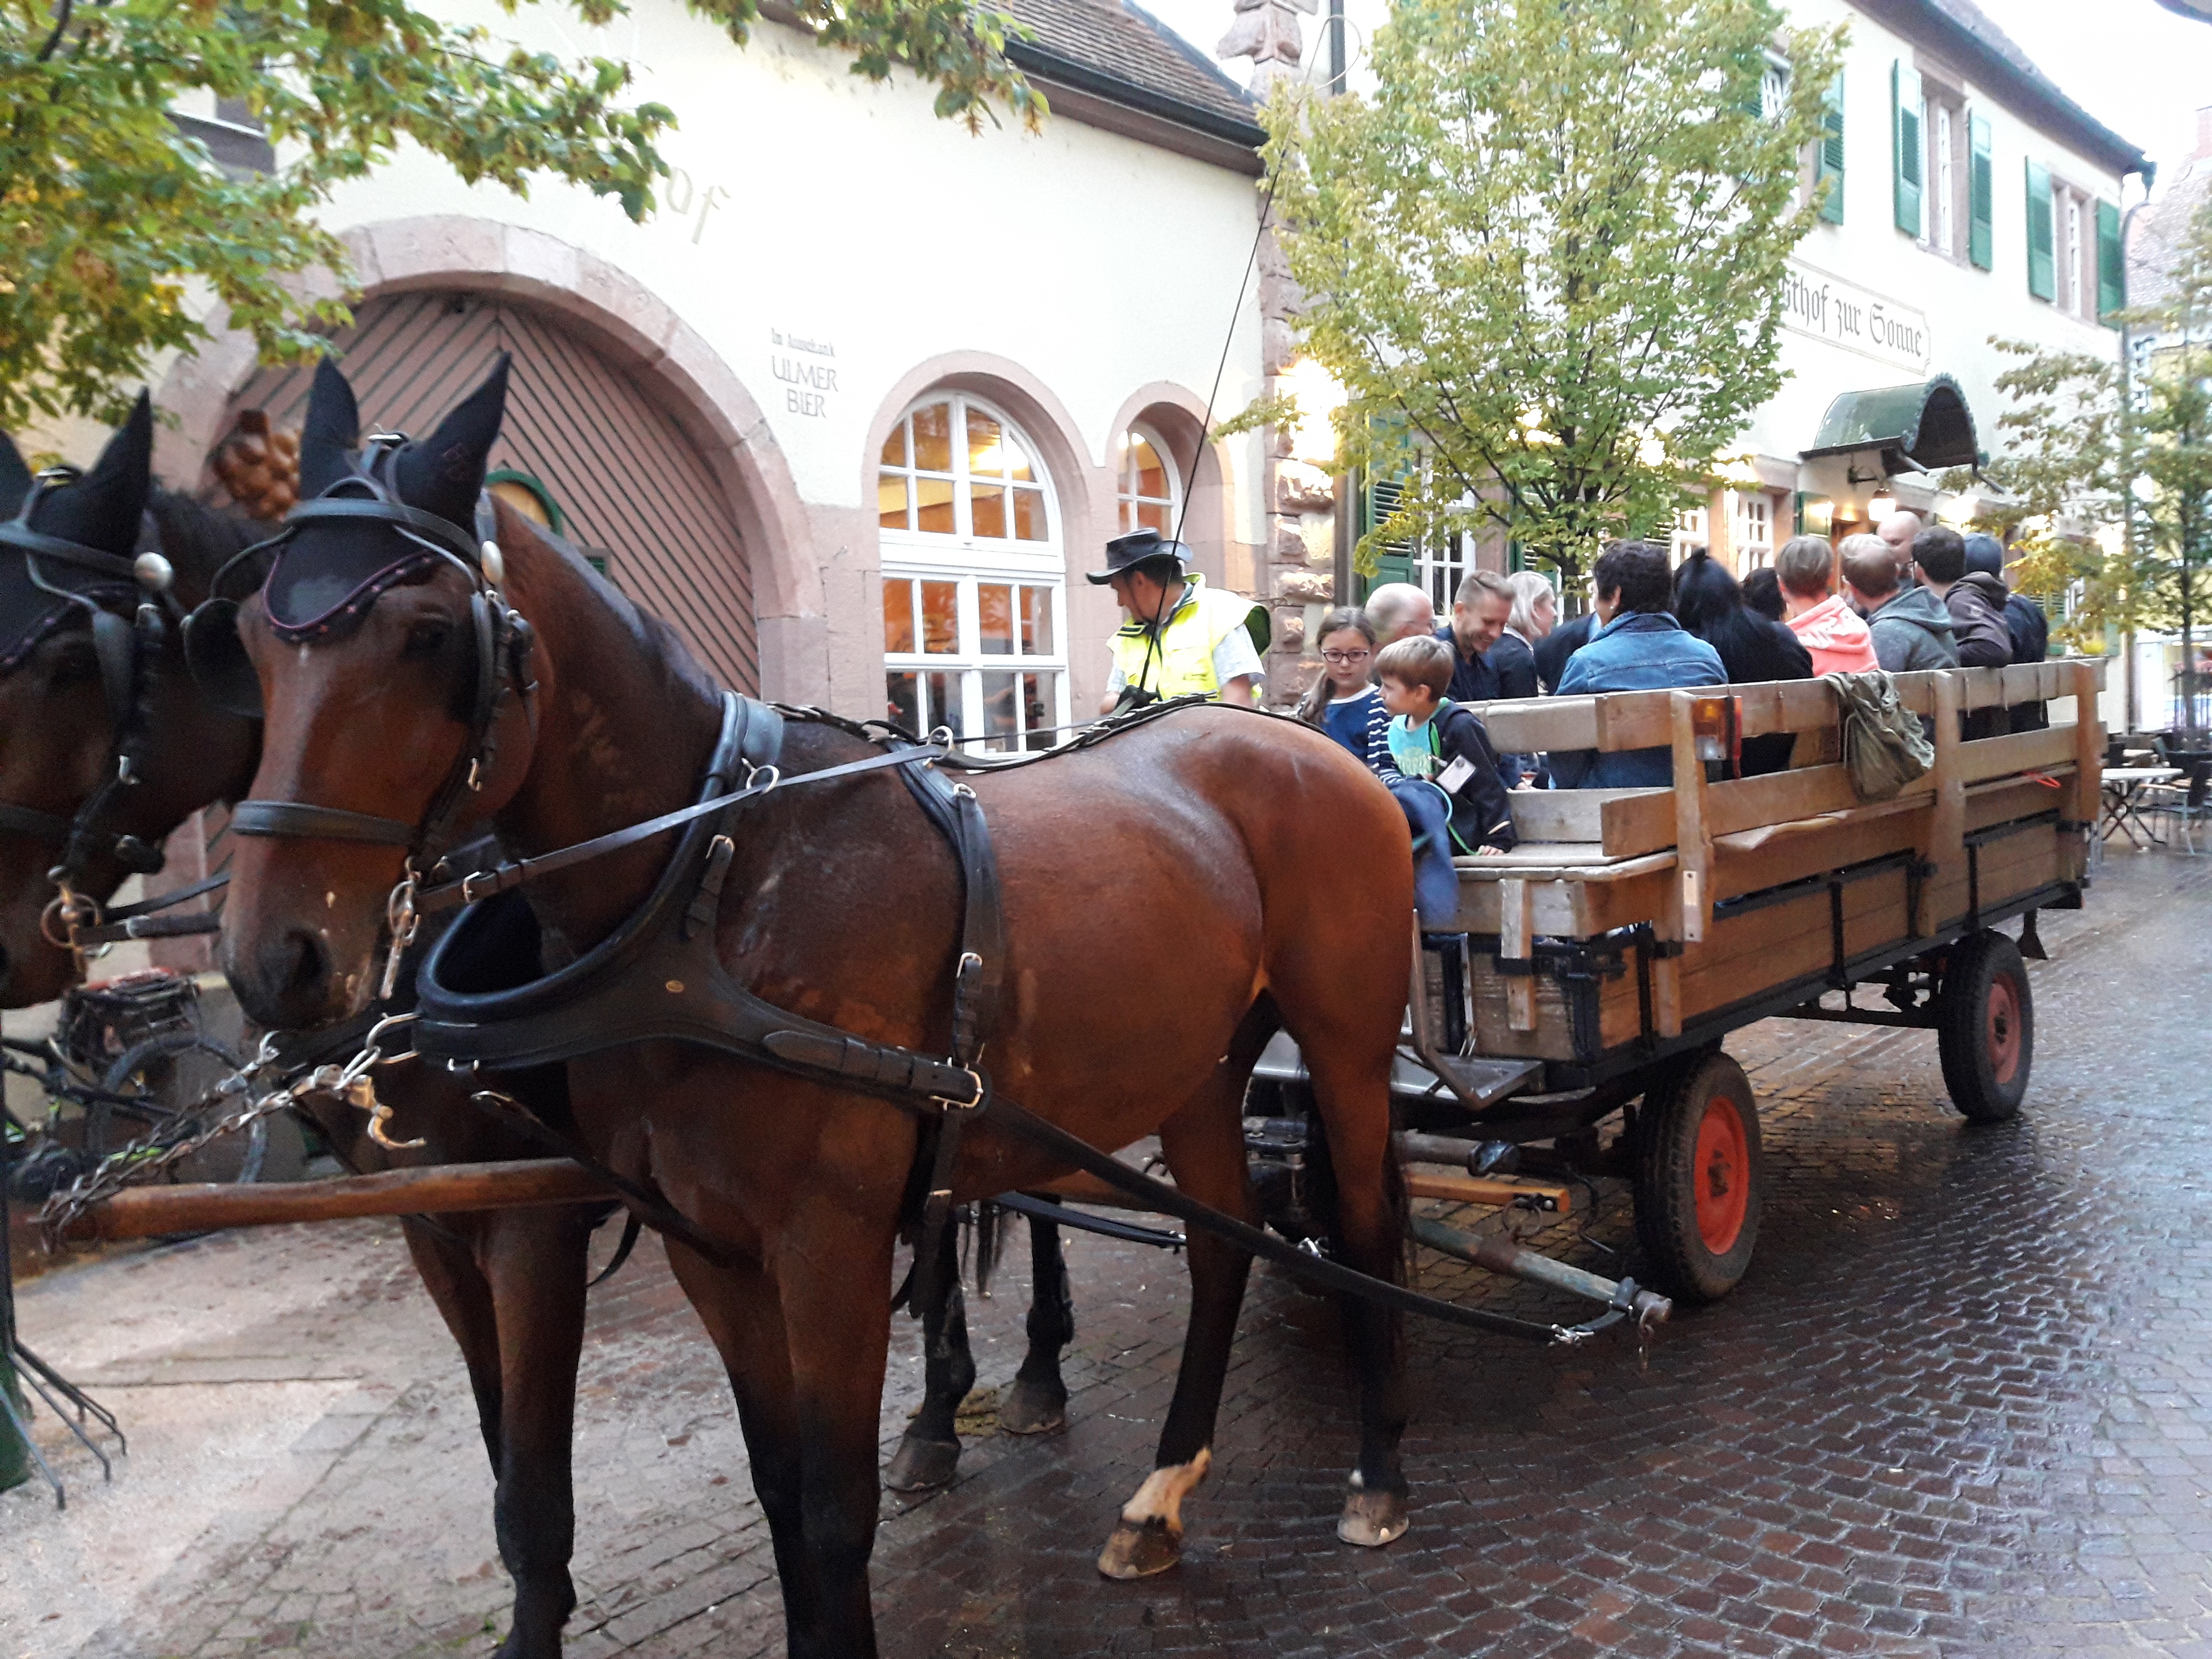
[1877,510,1923,588]
[1364,582,1437,646]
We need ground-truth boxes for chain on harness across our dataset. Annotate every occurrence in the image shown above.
[34,1009,426,1246]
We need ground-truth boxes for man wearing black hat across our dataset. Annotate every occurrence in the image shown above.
[1090,528,1269,713]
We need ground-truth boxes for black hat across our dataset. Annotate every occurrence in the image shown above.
[1087,527,1190,585]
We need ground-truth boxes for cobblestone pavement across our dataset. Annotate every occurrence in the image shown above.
[4,849,2210,1659]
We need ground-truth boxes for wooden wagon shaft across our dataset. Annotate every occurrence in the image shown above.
[61,1136,1570,1244]
[54,1159,617,1243]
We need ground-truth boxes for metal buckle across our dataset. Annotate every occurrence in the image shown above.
[932,1066,986,1113]
[378,870,421,1001]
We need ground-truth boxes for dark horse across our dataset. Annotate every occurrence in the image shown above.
[0,407,624,1658]
[212,360,1418,1657]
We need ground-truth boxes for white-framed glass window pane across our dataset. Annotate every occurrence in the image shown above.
[1414,533,1471,619]
[1117,425,1180,535]
[1933,103,1955,257]
[1671,504,1708,565]
[2065,196,2083,316]
[880,392,1068,753]
[1759,57,1789,121]
[1730,492,1772,567]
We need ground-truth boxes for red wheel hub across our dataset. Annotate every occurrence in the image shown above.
[1986,974,2022,1086]
[1692,1093,1750,1256]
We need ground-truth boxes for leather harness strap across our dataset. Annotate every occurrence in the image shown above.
[231,801,417,845]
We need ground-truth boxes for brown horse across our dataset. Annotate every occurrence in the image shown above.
[213,359,1419,1657]
[0,414,606,1658]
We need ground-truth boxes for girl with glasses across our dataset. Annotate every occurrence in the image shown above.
[1295,606,1389,771]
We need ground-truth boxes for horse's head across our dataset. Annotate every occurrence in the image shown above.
[0,399,260,1006]
[207,356,533,1030]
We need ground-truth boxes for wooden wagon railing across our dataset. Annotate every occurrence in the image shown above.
[1446,659,2103,1055]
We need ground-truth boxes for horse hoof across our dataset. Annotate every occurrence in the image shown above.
[885,1433,962,1492]
[998,1378,1067,1436]
[1097,1516,1182,1580]
[1337,1487,1410,1548]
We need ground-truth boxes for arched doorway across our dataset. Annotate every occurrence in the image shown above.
[223,289,759,692]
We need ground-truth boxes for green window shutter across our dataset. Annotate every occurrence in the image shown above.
[1891,61,1922,237]
[1968,113,1993,268]
[1817,74,1845,225]
[2096,198,2125,324]
[2026,159,2055,300]
[1356,470,1414,601]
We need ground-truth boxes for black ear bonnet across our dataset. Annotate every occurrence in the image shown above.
[184,354,526,721]
[0,395,162,705]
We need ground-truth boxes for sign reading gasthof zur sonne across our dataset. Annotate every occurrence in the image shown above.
[1780,261,1933,374]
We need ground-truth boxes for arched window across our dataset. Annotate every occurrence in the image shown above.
[879,393,1067,751]
[1115,425,1180,536]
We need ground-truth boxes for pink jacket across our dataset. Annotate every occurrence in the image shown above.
[1788,594,1879,675]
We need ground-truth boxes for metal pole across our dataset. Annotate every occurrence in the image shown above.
[0,1123,29,1495]
[2120,191,2151,738]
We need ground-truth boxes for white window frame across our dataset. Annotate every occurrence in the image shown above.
[880,392,1071,750]
[1414,531,1474,619]
[1671,504,1709,566]
[1116,423,1182,537]
[1730,491,1773,569]
[2064,193,2084,317]
[1933,102,1956,258]
[1759,51,1790,121]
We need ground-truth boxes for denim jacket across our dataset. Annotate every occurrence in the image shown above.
[1549,611,1727,788]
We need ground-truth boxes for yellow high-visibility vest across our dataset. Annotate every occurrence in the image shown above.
[1109,575,1264,701]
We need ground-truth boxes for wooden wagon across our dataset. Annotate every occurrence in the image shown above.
[1251,659,2105,1303]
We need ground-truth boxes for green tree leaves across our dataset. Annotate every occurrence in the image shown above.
[0,0,1036,429]
[1981,200,2212,670]
[1260,0,1841,579]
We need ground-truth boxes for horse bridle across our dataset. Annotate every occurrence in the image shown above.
[188,435,537,997]
[0,468,181,955]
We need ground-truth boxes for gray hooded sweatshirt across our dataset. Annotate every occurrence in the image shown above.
[1866,585,1959,674]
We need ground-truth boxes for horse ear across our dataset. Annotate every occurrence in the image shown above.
[297,356,361,500]
[38,391,152,555]
[397,354,509,529]
[0,430,29,517]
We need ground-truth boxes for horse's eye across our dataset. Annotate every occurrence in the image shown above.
[44,639,100,690]
[403,619,452,659]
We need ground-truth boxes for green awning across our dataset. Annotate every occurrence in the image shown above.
[1801,373,1982,473]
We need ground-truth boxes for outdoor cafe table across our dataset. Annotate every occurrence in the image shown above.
[2100,765,2181,849]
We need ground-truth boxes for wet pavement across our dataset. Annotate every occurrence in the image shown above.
[3,847,2210,1658]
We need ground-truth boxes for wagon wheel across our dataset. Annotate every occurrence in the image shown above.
[1632,1050,1763,1304]
[91,1032,264,1187]
[1937,930,2033,1125]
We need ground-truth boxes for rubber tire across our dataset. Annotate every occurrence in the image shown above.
[1937,930,2033,1125]
[1633,1050,1763,1304]
[94,1033,264,1185]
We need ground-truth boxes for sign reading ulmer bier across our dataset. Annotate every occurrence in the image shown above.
[1781,260,1933,373]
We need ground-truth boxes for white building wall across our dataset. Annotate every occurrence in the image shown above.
[156,0,1271,717]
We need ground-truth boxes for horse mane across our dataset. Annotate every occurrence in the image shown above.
[505,509,724,709]
[144,488,261,606]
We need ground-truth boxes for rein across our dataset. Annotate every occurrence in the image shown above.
[400,693,1624,1349]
